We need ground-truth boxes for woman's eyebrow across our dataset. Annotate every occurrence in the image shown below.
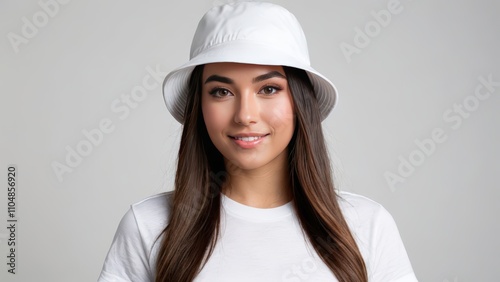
[252,71,286,83]
[204,71,287,85]
[204,75,233,84]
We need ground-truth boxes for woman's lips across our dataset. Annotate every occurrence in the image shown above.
[229,134,269,149]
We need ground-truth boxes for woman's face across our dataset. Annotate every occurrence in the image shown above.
[201,63,295,172]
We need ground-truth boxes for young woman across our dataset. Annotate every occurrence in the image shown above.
[98,2,418,281]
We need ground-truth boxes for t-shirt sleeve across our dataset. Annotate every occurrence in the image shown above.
[98,208,154,282]
[367,206,418,282]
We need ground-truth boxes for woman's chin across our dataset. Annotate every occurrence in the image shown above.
[224,158,262,173]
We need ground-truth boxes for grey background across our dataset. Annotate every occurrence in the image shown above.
[1,0,499,281]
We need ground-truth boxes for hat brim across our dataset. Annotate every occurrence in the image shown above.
[162,40,338,124]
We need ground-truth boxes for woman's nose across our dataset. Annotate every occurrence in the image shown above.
[233,91,259,126]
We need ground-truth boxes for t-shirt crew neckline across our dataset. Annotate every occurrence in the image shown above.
[221,193,293,222]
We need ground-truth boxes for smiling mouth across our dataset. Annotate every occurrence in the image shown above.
[228,134,269,149]
[228,134,270,142]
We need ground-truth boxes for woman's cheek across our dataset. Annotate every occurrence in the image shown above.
[203,104,214,124]
[203,103,224,133]
[265,99,295,130]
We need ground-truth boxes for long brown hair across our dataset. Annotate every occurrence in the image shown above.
[155,65,368,281]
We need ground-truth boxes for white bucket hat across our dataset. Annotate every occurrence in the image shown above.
[162,1,338,123]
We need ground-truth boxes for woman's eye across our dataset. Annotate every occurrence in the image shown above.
[260,86,280,95]
[209,88,232,98]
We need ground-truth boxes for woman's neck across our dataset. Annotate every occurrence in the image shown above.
[222,152,292,208]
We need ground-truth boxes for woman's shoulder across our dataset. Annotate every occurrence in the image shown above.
[99,191,175,281]
[128,191,174,232]
[131,191,174,214]
[337,190,385,213]
[336,190,396,233]
[111,191,175,247]
[335,191,418,281]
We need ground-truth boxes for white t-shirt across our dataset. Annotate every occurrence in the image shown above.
[98,191,418,281]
